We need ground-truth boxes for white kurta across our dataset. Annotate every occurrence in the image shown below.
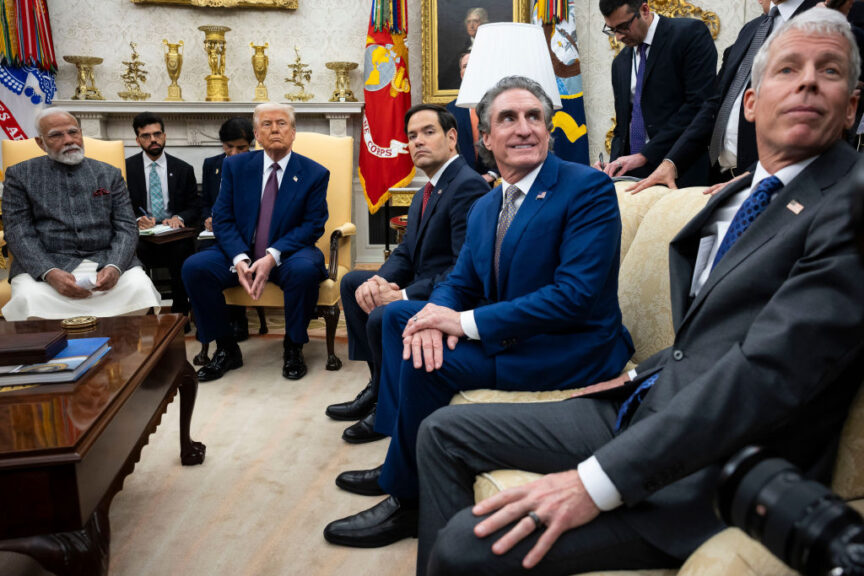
[2,260,161,320]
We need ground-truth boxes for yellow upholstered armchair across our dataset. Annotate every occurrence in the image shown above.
[198,132,355,371]
[0,136,127,315]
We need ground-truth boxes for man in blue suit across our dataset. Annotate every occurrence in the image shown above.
[324,76,634,548]
[324,104,489,443]
[182,102,328,382]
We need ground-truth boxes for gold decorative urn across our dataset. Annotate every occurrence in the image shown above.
[250,42,269,102]
[162,40,184,101]
[325,61,358,102]
[199,25,231,102]
[64,55,105,100]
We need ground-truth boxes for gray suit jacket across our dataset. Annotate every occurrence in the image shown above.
[594,142,864,558]
[2,156,140,280]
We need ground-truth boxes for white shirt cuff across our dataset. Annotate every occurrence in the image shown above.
[266,247,281,266]
[578,456,623,512]
[460,310,480,340]
[628,368,638,381]
[232,253,250,268]
[401,289,409,300]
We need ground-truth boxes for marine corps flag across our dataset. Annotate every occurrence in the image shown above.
[359,0,415,214]
[532,0,590,165]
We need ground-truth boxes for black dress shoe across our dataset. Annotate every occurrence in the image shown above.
[197,347,243,382]
[342,406,386,444]
[283,346,307,380]
[335,464,385,496]
[325,381,376,421]
[323,496,418,548]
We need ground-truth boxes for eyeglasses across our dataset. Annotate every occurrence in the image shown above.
[44,128,81,142]
[138,131,164,142]
[602,11,639,37]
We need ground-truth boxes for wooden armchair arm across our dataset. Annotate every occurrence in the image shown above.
[327,222,356,280]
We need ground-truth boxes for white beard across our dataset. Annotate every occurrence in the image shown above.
[48,145,85,165]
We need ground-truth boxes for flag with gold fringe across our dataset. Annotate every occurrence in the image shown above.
[532,0,589,165]
[359,0,415,214]
[0,0,56,151]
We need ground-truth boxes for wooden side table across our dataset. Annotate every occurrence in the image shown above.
[383,187,417,258]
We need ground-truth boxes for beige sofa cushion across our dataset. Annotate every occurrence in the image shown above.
[619,188,709,365]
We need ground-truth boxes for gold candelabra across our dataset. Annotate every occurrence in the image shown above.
[284,46,313,102]
[199,25,231,102]
[118,42,150,101]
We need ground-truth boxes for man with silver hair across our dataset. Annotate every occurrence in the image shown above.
[182,102,328,382]
[414,8,864,575]
[2,107,161,320]
[324,75,632,551]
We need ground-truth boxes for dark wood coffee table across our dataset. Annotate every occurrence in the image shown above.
[0,315,205,576]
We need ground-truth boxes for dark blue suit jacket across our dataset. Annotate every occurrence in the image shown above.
[446,100,496,177]
[610,16,716,186]
[200,152,225,223]
[430,154,634,389]
[377,155,488,300]
[212,149,328,265]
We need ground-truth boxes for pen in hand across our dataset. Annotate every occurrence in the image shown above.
[598,153,606,170]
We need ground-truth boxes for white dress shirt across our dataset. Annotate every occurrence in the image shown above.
[717,0,804,170]
[401,154,460,300]
[232,151,291,268]
[459,162,543,339]
[580,154,817,511]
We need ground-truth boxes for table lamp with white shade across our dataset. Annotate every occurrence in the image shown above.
[455,22,562,110]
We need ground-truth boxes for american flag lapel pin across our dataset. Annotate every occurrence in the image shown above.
[786,200,804,214]
[536,191,547,199]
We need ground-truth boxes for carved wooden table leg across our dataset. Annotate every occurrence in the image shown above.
[322,304,342,371]
[179,362,206,466]
[0,500,110,576]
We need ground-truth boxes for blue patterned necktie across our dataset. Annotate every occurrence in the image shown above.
[494,185,521,284]
[615,177,783,430]
[712,175,784,269]
[148,161,166,221]
[629,43,648,155]
[616,372,659,431]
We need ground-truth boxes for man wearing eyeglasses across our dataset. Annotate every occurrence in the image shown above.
[1,108,161,320]
[629,0,820,193]
[126,112,199,317]
[593,0,716,187]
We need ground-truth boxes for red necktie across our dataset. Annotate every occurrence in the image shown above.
[254,164,280,261]
[421,182,434,217]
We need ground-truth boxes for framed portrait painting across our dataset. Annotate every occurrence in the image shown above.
[422,0,530,104]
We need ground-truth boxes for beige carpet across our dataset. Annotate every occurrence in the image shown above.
[0,334,418,576]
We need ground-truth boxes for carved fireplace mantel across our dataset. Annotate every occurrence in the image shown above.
[55,99,364,142]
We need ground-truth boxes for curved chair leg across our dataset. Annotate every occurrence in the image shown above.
[193,341,210,366]
[321,304,342,371]
[256,307,268,335]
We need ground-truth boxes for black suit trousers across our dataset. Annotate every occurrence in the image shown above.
[341,269,386,395]
[417,401,678,576]
[137,237,194,313]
